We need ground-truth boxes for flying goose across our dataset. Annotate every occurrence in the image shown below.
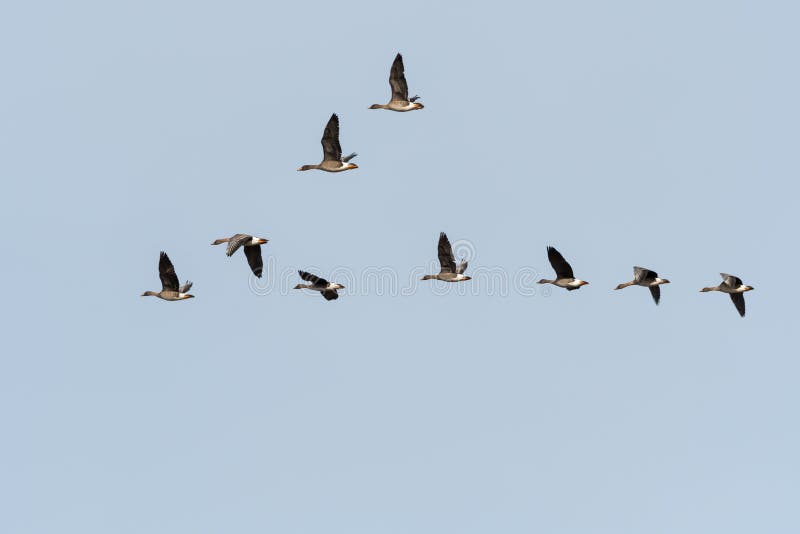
[369,53,424,112]
[700,273,754,317]
[141,251,194,301]
[294,270,345,301]
[297,114,358,172]
[614,266,670,304]
[211,234,268,278]
[421,232,471,282]
[538,246,589,290]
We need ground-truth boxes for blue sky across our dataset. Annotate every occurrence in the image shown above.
[2,1,799,533]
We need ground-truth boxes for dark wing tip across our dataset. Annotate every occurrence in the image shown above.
[730,293,746,317]
[650,285,661,305]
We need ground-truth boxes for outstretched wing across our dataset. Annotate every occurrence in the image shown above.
[243,245,264,278]
[456,259,469,275]
[322,290,339,301]
[547,246,574,279]
[158,251,180,292]
[437,232,456,273]
[634,266,657,282]
[179,281,193,294]
[321,113,342,162]
[649,285,660,305]
[226,234,251,257]
[730,292,746,317]
[389,53,410,102]
[299,270,328,287]
[721,273,743,289]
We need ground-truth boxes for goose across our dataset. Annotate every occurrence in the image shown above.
[211,234,268,278]
[294,270,345,301]
[369,53,424,112]
[614,266,670,305]
[141,251,194,301]
[297,114,358,172]
[421,232,471,282]
[700,273,754,317]
[538,246,588,290]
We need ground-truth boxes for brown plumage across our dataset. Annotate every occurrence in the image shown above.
[141,252,194,301]
[538,246,589,290]
[211,234,268,278]
[700,273,754,317]
[297,114,358,172]
[369,53,424,112]
[293,270,345,301]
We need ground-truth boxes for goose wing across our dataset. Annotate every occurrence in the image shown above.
[456,259,469,275]
[547,246,575,279]
[437,232,456,273]
[321,113,342,162]
[243,245,264,278]
[389,53,410,102]
[158,251,180,292]
[721,273,743,289]
[649,285,661,305]
[299,270,328,288]
[730,292,746,317]
[322,290,339,301]
[226,234,252,256]
[634,266,657,282]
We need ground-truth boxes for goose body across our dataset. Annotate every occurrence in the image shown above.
[615,266,670,304]
[421,232,471,282]
[538,246,588,291]
[369,53,424,112]
[141,251,194,301]
[211,233,268,277]
[294,270,345,301]
[700,273,754,317]
[297,114,358,173]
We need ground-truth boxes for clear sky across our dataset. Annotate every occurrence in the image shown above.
[2,1,799,533]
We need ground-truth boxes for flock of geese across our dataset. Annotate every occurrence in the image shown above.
[141,53,755,317]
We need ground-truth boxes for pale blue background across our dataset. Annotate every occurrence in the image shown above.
[1,1,798,533]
